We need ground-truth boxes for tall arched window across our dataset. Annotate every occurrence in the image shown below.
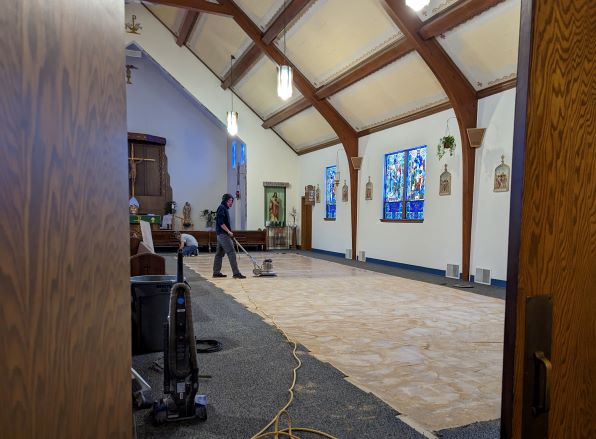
[383,145,426,221]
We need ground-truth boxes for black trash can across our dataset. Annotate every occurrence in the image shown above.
[131,275,177,354]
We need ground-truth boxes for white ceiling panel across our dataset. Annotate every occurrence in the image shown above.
[275,107,337,151]
[282,0,403,87]
[415,0,461,21]
[328,52,447,131]
[186,14,252,78]
[438,0,520,90]
[234,56,304,120]
[234,0,283,31]
[144,2,185,31]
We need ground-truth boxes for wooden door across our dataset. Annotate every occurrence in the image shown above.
[0,0,131,437]
[300,196,312,250]
[502,0,596,437]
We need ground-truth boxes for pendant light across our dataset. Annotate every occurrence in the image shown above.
[227,54,238,136]
[405,0,430,12]
[277,0,293,100]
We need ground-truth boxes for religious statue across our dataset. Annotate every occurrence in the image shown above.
[365,176,373,201]
[182,202,192,227]
[315,184,321,203]
[128,144,155,197]
[342,180,348,202]
[269,192,280,222]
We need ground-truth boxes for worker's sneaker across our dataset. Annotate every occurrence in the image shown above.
[213,272,227,278]
[233,273,246,279]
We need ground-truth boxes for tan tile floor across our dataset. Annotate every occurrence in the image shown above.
[184,252,504,432]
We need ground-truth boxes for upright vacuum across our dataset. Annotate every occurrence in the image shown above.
[152,250,205,423]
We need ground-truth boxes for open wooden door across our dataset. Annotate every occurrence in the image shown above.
[300,196,312,250]
[501,1,595,437]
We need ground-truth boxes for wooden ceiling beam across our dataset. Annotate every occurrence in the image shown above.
[146,0,233,16]
[261,0,314,45]
[262,98,311,128]
[419,0,505,40]
[316,38,414,99]
[382,0,477,280]
[219,0,360,259]
[176,10,199,46]
[221,44,263,89]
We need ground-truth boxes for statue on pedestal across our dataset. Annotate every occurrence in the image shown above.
[182,202,192,228]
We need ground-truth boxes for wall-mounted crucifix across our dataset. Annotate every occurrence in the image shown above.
[128,143,155,197]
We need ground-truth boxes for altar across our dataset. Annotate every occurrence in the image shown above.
[130,214,161,234]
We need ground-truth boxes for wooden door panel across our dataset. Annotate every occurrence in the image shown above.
[507,0,596,437]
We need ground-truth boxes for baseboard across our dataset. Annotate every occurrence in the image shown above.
[365,257,445,277]
[469,275,507,288]
[310,248,347,258]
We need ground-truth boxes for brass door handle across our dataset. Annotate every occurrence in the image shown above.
[532,351,552,415]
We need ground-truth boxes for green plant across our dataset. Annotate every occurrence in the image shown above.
[437,135,456,160]
[201,209,217,228]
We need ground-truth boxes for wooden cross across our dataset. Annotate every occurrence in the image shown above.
[128,143,155,197]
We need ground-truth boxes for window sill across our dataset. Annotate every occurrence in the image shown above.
[324,218,336,221]
[379,219,424,223]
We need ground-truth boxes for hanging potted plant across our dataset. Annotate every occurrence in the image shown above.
[437,134,456,160]
[201,209,217,230]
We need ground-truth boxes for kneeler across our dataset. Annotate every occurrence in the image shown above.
[130,252,165,277]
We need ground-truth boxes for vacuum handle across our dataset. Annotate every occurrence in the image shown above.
[177,249,184,283]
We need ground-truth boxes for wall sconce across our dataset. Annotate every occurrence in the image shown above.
[350,156,363,170]
[466,128,486,148]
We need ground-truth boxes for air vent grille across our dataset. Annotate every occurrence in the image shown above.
[446,264,459,279]
[475,268,492,285]
[345,249,352,259]
[358,251,366,262]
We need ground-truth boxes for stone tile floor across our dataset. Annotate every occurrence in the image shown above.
[184,252,504,432]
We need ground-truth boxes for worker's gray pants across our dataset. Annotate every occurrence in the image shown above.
[213,234,241,276]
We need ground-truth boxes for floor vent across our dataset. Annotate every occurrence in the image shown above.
[446,264,459,279]
[358,251,366,262]
[345,249,352,259]
[475,268,492,285]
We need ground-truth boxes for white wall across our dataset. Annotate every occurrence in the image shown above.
[299,145,352,254]
[357,109,463,271]
[125,4,299,230]
[471,89,516,281]
[126,50,226,229]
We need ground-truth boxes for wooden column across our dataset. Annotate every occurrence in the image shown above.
[0,1,130,437]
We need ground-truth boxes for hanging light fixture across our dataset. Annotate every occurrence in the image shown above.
[277,0,293,100]
[405,0,430,12]
[227,54,238,136]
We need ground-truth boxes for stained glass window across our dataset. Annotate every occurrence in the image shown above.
[231,141,237,169]
[383,145,426,221]
[325,165,337,219]
[240,143,246,165]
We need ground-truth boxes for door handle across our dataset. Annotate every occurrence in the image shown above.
[532,350,552,415]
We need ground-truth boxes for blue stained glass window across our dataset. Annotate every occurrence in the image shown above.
[383,145,426,221]
[240,143,246,165]
[231,141,237,169]
[325,165,337,219]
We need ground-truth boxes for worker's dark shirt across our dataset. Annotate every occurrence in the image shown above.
[215,202,231,235]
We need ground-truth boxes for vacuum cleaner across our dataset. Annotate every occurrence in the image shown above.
[152,250,206,423]
[233,237,276,277]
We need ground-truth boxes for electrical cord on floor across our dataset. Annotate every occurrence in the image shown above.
[236,280,339,439]
[196,339,223,353]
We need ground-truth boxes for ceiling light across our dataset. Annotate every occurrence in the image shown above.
[277,0,293,100]
[227,54,238,136]
[405,0,430,12]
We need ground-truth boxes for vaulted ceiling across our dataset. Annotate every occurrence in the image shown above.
[140,0,520,154]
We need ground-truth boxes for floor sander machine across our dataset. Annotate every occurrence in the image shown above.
[233,237,277,277]
[152,250,206,423]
